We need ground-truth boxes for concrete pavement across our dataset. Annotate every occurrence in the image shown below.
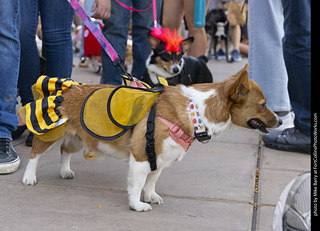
[0,56,310,231]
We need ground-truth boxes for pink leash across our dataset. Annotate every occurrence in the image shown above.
[115,0,158,28]
[68,0,119,63]
[67,0,158,80]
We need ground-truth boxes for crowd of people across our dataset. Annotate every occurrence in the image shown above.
[0,0,311,175]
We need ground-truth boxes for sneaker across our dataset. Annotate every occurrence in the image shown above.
[216,49,226,60]
[11,125,27,139]
[272,111,295,131]
[231,49,242,62]
[25,131,34,147]
[262,127,311,154]
[79,57,88,67]
[0,138,20,174]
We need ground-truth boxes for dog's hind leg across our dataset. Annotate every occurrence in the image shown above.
[127,153,152,212]
[22,136,54,185]
[60,135,83,179]
[143,168,164,205]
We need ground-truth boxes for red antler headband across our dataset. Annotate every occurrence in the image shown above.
[150,28,184,52]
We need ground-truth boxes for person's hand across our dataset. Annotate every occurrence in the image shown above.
[91,0,111,20]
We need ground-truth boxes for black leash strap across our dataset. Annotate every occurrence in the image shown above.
[145,104,157,171]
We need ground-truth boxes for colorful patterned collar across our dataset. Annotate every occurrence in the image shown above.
[188,97,212,142]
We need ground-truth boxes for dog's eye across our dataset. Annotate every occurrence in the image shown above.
[160,53,171,62]
[261,103,266,109]
[176,53,182,61]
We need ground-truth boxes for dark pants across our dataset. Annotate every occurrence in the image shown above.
[282,0,311,136]
[100,0,161,85]
[19,0,75,106]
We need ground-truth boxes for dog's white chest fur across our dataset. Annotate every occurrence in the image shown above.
[158,136,186,167]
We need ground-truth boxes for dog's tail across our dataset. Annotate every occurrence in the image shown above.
[197,55,208,63]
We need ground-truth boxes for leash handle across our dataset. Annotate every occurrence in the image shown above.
[67,0,119,63]
[152,0,157,28]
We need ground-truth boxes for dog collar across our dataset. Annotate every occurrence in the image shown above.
[188,97,211,143]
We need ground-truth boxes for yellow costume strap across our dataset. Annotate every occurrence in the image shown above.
[24,76,82,135]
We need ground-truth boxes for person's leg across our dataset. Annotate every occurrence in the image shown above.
[0,0,20,138]
[100,0,130,84]
[161,0,184,31]
[183,0,209,57]
[230,25,240,50]
[40,0,75,78]
[18,0,40,106]
[0,0,20,173]
[282,0,311,136]
[131,0,155,78]
[261,0,311,154]
[248,0,291,113]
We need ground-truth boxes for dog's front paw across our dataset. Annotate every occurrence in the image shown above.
[129,201,152,212]
[143,192,163,205]
[60,169,75,179]
[22,174,37,185]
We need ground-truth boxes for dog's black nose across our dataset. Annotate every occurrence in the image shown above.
[173,66,180,73]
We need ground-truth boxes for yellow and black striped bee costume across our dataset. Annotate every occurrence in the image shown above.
[20,76,82,137]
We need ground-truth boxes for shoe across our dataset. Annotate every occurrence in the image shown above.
[262,127,311,154]
[0,138,20,174]
[11,125,27,139]
[271,111,295,131]
[216,49,226,60]
[79,57,89,67]
[231,49,242,62]
[25,131,34,147]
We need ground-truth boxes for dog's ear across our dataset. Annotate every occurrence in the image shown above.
[181,37,194,53]
[230,64,249,104]
[148,32,161,49]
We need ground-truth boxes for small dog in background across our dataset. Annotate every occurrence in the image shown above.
[205,8,230,62]
[141,28,213,87]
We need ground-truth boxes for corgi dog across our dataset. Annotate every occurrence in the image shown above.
[22,64,281,212]
[141,28,213,87]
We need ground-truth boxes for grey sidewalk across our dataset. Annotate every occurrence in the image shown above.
[0,56,310,231]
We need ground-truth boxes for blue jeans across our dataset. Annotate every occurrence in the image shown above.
[0,0,20,139]
[19,0,75,106]
[282,0,311,136]
[248,0,291,112]
[100,0,160,84]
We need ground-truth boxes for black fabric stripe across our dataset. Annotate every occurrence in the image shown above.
[41,97,54,126]
[29,102,43,133]
[41,77,50,97]
[55,78,62,92]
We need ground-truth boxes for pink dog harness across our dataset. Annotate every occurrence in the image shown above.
[157,116,195,151]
